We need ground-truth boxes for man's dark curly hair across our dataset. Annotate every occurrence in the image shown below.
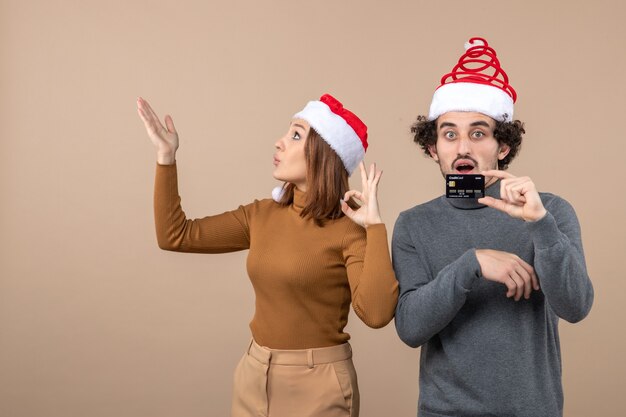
[410,115,525,170]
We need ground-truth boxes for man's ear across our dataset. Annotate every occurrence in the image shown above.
[498,144,510,161]
[428,144,439,162]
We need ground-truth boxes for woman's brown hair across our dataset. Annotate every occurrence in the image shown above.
[276,128,356,226]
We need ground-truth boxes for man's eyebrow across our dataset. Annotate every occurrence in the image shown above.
[470,121,491,128]
[439,122,457,129]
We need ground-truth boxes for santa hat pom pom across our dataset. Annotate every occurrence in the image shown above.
[464,38,486,51]
[272,186,285,202]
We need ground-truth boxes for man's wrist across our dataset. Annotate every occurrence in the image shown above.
[526,208,548,222]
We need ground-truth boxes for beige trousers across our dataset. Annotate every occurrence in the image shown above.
[230,339,359,417]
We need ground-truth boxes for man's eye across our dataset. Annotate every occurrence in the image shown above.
[292,132,301,140]
[445,131,455,139]
[472,131,485,139]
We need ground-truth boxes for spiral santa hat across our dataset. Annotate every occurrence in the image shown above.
[429,37,517,122]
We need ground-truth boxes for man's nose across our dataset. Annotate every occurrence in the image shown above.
[457,137,471,154]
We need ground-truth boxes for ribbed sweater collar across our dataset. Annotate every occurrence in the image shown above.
[445,179,502,210]
[292,188,306,213]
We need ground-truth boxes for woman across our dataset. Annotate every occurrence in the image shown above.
[137,94,398,417]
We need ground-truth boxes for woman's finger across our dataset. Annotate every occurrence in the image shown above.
[343,190,364,203]
[340,200,356,218]
[359,162,368,192]
[164,115,177,134]
[368,163,376,185]
[137,106,159,134]
[137,105,149,124]
[368,170,382,199]
[142,99,166,133]
[371,169,383,187]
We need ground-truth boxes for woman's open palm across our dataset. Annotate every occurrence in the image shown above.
[137,97,178,164]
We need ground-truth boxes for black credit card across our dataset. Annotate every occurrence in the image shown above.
[446,174,485,198]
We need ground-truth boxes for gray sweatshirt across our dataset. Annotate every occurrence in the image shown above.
[392,180,594,417]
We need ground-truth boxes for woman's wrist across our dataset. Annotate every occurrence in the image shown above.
[363,217,383,229]
[157,152,176,165]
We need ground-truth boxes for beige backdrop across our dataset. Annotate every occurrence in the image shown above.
[1,0,625,416]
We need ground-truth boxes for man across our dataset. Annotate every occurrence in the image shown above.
[393,37,594,417]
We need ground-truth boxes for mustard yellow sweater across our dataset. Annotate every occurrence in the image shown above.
[154,163,398,349]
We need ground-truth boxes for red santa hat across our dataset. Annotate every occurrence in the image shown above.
[429,37,517,122]
[293,93,368,175]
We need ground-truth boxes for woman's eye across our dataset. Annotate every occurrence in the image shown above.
[292,132,301,140]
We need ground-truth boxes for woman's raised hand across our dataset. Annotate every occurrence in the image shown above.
[137,97,179,165]
[341,162,384,228]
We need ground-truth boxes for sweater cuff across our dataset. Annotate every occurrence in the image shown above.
[525,211,561,249]
[365,223,387,239]
[156,161,177,169]
[455,249,482,290]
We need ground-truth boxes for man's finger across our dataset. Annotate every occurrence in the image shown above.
[482,170,515,179]
[515,265,533,300]
[509,184,527,204]
[507,272,522,301]
[504,277,517,298]
[531,270,540,291]
[478,196,507,211]
[514,256,535,276]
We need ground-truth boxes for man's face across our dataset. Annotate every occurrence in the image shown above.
[428,112,510,187]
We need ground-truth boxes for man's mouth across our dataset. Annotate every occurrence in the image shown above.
[453,159,476,174]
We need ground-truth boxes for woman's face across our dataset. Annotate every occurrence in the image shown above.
[273,119,308,191]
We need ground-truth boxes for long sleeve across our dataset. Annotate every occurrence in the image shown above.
[342,223,399,329]
[526,197,594,322]
[154,163,251,253]
[392,192,588,416]
[392,212,482,348]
